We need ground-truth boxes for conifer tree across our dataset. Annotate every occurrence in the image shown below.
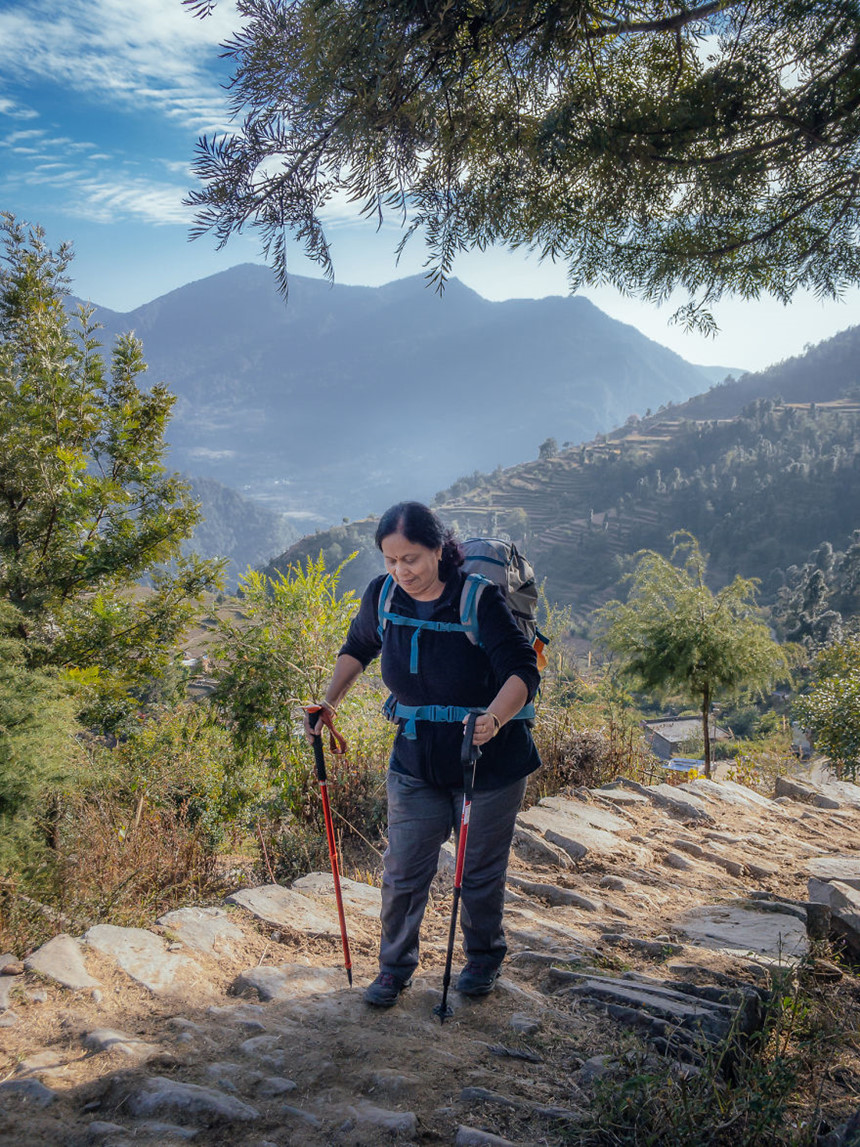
[186,1,860,328]
[0,215,223,729]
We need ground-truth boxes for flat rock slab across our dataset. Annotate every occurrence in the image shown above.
[682,778,774,811]
[550,969,761,1055]
[24,934,101,990]
[633,782,715,822]
[113,1075,260,1124]
[292,872,382,918]
[539,796,632,834]
[673,903,809,964]
[0,975,16,1011]
[775,776,841,809]
[0,1079,58,1107]
[15,1051,70,1080]
[84,925,201,995]
[156,906,246,957]
[83,1028,162,1059]
[504,907,587,950]
[591,786,649,806]
[511,825,572,869]
[814,779,860,810]
[507,874,602,912]
[809,880,860,958]
[225,884,340,937]
[517,805,646,863]
[342,1101,418,1136]
[804,857,860,889]
[232,963,345,1001]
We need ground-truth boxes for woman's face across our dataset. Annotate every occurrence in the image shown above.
[380,531,443,600]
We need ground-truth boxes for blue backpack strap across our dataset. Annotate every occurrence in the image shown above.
[377,574,396,639]
[377,574,473,673]
[459,573,490,647]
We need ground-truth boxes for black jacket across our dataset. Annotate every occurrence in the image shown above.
[340,571,542,790]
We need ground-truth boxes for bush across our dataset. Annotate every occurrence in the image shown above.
[258,692,393,883]
[0,704,243,953]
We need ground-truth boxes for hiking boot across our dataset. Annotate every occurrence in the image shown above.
[456,960,501,997]
[364,971,412,1007]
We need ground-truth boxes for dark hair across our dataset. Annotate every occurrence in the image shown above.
[375,501,464,581]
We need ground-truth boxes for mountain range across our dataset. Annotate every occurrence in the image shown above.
[82,266,729,529]
[266,323,860,621]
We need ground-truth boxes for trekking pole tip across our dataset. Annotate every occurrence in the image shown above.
[432,1001,453,1024]
[347,967,353,987]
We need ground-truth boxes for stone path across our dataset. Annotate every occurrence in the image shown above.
[2,770,860,1146]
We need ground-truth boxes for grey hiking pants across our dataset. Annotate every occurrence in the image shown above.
[379,770,528,979]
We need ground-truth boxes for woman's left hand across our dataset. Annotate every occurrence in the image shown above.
[465,711,500,747]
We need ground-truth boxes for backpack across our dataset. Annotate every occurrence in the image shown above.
[459,538,548,671]
[377,537,548,673]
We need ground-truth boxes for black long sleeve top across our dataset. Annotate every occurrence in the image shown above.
[340,571,542,790]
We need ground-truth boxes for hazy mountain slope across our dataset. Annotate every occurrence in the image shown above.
[269,328,860,618]
[82,266,714,525]
[676,325,860,420]
[184,476,298,588]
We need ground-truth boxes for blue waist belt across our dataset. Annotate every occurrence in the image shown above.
[383,696,536,740]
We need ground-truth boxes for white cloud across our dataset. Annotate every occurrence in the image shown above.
[0,125,193,226]
[73,176,193,226]
[0,0,239,134]
[0,94,38,119]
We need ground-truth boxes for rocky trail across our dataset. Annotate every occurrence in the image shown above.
[3,770,860,1147]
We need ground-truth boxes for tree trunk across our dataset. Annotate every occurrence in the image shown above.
[702,684,712,779]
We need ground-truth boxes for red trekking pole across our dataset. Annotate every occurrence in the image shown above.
[304,705,353,986]
[434,710,482,1024]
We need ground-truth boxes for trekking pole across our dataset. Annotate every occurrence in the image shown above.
[303,705,353,986]
[434,710,482,1024]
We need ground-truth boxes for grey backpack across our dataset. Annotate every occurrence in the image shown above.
[460,538,548,669]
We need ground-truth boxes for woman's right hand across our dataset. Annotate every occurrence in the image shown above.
[303,705,326,743]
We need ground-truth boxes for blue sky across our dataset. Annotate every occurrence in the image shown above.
[1,0,858,373]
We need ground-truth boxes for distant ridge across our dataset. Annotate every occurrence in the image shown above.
[81,265,715,525]
[269,323,860,620]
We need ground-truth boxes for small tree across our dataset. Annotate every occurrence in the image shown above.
[595,533,790,777]
[213,553,359,755]
[0,215,223,728]
[795,635,860,781]
[0,602,81,865]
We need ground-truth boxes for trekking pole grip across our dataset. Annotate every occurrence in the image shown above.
[461,710,481,796]
[304,705,328,782]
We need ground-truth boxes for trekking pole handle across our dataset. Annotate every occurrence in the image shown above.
[461,710,482,767]
[304,705,328,782]
[461,710,482,797]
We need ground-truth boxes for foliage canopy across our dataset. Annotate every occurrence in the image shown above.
[0,215,223,728]
[794,633,860,779]
[187,0,860,327]
[596,532,790,774]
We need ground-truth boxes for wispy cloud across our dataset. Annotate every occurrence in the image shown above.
[0,0,238,135]
[0,127,193,226]
[0,94,39,120]
[74,176,192,226]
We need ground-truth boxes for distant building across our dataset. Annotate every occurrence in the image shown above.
[641,716,731,761]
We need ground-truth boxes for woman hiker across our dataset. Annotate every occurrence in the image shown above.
[304,501,541,1007]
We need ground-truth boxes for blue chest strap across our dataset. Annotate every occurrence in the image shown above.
[383,695,536,740]
[377,573,487,673]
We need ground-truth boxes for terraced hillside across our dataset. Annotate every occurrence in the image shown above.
[270,394,860,627]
